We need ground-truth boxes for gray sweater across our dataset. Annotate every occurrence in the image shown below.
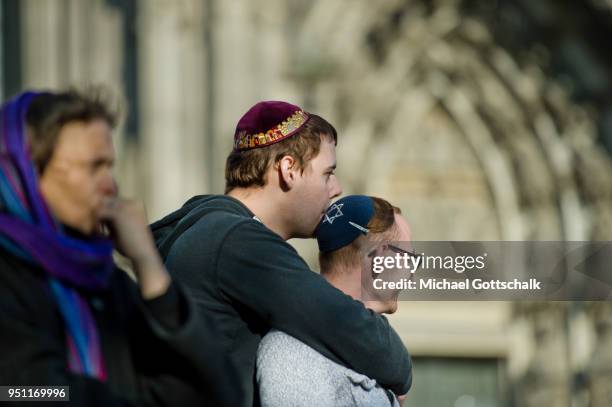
[257,330,400,407]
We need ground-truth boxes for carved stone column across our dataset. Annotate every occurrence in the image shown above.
[586,303,612,407]
[137,0,209,218]
[515,303,571,407]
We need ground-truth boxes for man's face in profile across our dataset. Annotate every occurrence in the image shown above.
[290,136,342,238]
[363,213,413,314]
[39,119,117,235]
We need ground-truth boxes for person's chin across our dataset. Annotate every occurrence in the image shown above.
[390,304,399,314]
[312,212,325,232]
[301,217,322,238]
[297,229,317,239]
[385,300,399,314]
[312,218,324,236]
[61,219,97,238]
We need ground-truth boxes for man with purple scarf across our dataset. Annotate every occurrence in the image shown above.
[0,90,237,405]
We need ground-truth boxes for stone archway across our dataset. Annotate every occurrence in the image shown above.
[293,1,612,406]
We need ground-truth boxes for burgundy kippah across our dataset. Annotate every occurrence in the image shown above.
[233,101,310,151]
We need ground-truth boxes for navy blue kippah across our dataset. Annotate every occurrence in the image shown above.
[315,195,374,253]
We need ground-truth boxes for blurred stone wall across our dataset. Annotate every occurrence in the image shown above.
[5,0,612,405]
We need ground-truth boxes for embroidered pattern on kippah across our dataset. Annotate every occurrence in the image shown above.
[235,110,309,150]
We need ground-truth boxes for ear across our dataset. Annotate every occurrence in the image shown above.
[366,241,384,259]
[277,155,299,190]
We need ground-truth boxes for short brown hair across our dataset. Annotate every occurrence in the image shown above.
[319,196,401,275]
[224,115,337,193]
[26,89,118,174]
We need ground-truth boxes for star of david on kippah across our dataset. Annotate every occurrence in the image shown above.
[315,195,375,253]
[323,203,344,224]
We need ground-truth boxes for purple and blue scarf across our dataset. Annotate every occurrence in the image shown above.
[0,91,114,380]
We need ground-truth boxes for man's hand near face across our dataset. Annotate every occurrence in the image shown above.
[98,198,171,299]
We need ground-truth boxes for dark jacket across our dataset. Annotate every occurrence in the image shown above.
[152,195,413,406]
[0,247,238,406]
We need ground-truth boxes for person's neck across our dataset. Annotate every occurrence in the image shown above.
[323,265,363,302]
[323,265,396,314]
[228,187,293,240]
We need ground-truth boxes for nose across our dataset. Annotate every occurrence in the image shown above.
[329,175,342,199]
[100,173,118,197]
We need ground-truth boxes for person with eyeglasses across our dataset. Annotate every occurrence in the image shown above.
[257,195,413,407]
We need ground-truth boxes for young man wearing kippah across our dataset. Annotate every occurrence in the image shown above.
[257,195,413,407]
[151,102,412,406]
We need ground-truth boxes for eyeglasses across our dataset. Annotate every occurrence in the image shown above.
[366,243,422,280]
[367,243,422,261]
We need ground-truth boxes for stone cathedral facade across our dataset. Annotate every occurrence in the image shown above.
[3,0,611,405]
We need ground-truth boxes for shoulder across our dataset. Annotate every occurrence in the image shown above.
[0,248,61,331]
[170,195,289,252]
[258,330,312,354]
[257,330,333,374]
[215,221,311,285]
[179,197,263,246]
[0,248,46,299]
[165,199,257,264]
[218,219,300,261]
